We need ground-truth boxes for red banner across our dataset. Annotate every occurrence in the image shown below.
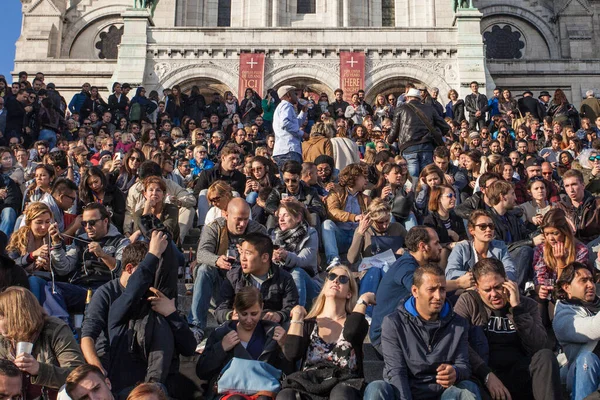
[238,53,265,100]
[339,52,365,102]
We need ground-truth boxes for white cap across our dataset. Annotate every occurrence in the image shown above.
[277,85,296,99]
[406,88,421,98]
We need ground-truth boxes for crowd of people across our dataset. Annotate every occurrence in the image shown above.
[2,70,600,400]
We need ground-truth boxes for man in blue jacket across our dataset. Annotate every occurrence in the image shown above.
[369,226,473,353]
[364,264,480,400]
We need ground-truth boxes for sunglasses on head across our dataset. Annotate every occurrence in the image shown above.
[327,272,350,284]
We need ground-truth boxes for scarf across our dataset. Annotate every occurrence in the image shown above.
[274,221,309,253]
[564,296,600,315]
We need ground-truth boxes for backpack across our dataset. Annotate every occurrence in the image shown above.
[129,102,142,122]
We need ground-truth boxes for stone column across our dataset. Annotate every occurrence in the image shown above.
[111,8,153,88]
[272,0,279,27]
[343,0,349,26]
[455,8,486,99]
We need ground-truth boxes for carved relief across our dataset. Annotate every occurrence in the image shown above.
[153,60,240,83]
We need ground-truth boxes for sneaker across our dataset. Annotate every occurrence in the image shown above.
[189,325,204,345]
[327,257,341,271]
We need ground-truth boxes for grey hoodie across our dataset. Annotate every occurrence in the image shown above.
[553,298,600,368]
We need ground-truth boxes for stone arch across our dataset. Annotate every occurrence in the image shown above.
[365,77,426,105]
[365,62,454,103]
[62,3,129,58]
[154,62,238,96]
[265,62,339,98]
[269,77,336,100]
[477,4,560,59]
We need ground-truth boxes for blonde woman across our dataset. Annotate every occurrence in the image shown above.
[279,265,375,400]
[372,94,392,126]
[7,202,56,300]
[204,180,238,225]
[0,287,84,397]
[302,121,334,163]
[450,142,463,166]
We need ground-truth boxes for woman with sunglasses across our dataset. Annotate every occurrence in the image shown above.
[279,265,375,400]
[574,150,600,196]
[116,148,145,195]
[80,166,126,232]
[272,200,321,308]
[533,209,588,327]
[128,176,179,242]
[208,131,226,162]
[190,144,214,177]
[204,180,236,226]
[424,185,466,263]
[517,177,553,229]
[446,210,517,284]
[245,156,279,205]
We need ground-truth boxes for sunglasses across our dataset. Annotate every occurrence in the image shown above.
[398,163,408,167]
[327,272,350,285]
[82,218,103,227]
[444,193,455,199]
[209,196,221,203]
[130,156,141,162]
[474,223,495,231]
[589,155,600,162]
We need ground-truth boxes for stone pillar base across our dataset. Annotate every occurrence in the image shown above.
[454,9,487,99]
[110,8,153,88]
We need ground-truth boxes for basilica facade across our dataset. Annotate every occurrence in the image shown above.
[13,0,600,105]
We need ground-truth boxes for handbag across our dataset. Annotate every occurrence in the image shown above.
[217,357,282,396]
[511,108,526,131]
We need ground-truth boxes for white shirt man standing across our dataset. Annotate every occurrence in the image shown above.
[272,85,307,174]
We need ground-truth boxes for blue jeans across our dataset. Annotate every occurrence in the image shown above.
[189,264,223,329]
[28,276,47,305]
[364,379,481,400]
[246,191,259,205]
[38,129,57,149]
[569,351,600,400]
[322,220,354,264]
[0,207,17,237]
[402,212,418,232]
[290,267,322,309]
[509,245,534,289]
[403,151,433,178]
[273,152,303,179]
[359,268,384,317]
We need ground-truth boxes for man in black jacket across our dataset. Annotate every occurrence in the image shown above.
[455,173,500,220]
[386,88,450,178]
[264,160,326,229]
[107,233,196,397]
[487,180,543,287]
[215,232,299,324]
[454,258,561,400]
[4,89,30,141]
[518,90,546,121]
[205,92,228,123]
[465,81,489,131]
[193,143,247,225]
[433,146,468,193]
[328,88,350,119]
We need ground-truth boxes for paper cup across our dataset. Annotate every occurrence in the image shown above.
[16,342,33,355]
[73,314,84,329]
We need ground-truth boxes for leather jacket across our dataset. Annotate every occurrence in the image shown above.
[557,191,600,244]
[386,100,450,152]
[465,93,490,118]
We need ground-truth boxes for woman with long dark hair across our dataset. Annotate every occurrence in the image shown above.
[115,148,146,195]
[548,89,580,129]
[239,88,263,124]
[80,166,126,231]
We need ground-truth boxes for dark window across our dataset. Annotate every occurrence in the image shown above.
[483,25,525,59]
[218,0,231,26]
[297,0,316,14]
[382,0,395,26]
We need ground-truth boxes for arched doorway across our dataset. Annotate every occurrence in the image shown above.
[365,77,427,105]
[270,77,335,102]
[177,78,234,99]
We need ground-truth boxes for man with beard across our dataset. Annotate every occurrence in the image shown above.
[369,226,443,354]
[454,258,561,400]
[553,262,600,400]
[487,180,543,288]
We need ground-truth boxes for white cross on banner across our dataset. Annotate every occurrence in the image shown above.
[238,53,265,100]
[346,57,358,67]
[247,58,258,69]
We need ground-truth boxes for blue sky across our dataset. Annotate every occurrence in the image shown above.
[1,1,23,82]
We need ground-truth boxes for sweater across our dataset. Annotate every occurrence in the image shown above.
[554,298,600,368]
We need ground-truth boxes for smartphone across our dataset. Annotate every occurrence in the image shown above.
[115,152,123,161]
[281,193,289,200]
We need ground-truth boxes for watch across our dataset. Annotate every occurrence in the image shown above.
[357,298,367,307]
